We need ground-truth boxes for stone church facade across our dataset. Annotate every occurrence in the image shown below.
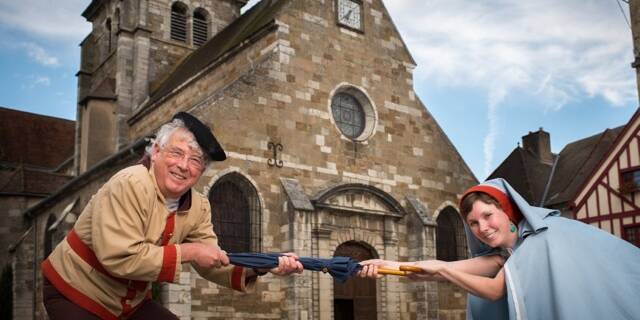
[10,0,476,319]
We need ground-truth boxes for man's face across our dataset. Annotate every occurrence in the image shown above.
[151,128,206,199]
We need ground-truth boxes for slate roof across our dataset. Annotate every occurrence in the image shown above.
[488,147,555,206]
[544,126,624,207]
[147,0,290,106]
[488,125,625,208]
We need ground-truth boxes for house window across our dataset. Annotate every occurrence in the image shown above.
[170,2,188,43]
[624,225,640,248]
[208,173,261,253]
[620,168,640,193]
[193,8,209,47]
[329,85,377,141]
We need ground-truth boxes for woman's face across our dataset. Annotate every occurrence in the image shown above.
[466,200,517,249]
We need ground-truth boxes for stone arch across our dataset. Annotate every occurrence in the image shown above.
[206,170,262,252]
[313,183,404,216]
[432,200,459,221]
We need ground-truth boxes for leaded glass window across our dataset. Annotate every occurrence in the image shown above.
[331,92,365,139]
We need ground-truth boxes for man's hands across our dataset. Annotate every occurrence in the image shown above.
[180,242,229,268]
[254,252,304,276]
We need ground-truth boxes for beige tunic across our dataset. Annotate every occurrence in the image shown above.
[42,164,255,319]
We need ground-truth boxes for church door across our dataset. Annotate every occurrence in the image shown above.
[333,241,377,320]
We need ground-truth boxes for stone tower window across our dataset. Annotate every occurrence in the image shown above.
[105,18,112,52]
[193,8,209,47]
[436,206,467,261]
[208,173,261,253]
[329,85,377,141]
[170,2,188,43]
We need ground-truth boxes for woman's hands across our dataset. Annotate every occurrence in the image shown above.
[357,259,445,281]
[406,260,445,281]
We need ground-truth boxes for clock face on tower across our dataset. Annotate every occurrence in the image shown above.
[337,0,362,31]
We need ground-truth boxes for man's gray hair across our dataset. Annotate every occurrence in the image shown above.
[145,118,208,165]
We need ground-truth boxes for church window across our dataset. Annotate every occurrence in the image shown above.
[208,173,261,253]
[105,18,112,52]
[330,85,377,141]
[436,206,467,261]
[193,8,209,47]
[170,2,188,43]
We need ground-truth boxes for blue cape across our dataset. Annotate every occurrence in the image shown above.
[464,179,640,320]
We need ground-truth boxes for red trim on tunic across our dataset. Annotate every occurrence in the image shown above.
[461,185,524,224]
[157,245,177,282]
[66,229,147,291]
[231,266,244,291]
[41,259,119,320]
[120,287,137,317]
[156,212,178,282]
[161,212,176,246]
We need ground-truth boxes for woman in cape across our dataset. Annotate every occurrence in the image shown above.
[359,178,640,319]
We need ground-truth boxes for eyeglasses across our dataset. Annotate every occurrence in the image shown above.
[162,146,206,170]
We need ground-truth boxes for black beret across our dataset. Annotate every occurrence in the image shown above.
[172,112,226,161]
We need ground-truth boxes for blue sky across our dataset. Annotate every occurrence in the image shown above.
[0,0,637,181]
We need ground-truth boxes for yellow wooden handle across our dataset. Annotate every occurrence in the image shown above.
[377,268,406,276]
[399,266,424,273]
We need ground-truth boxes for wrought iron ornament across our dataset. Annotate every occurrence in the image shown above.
[268,142,284,168]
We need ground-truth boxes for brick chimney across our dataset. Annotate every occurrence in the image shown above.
[522,128,553,164]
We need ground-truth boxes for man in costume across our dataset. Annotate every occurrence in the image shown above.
[42,112,303,319]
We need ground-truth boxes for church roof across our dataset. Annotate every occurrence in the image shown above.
[148,0,290,106]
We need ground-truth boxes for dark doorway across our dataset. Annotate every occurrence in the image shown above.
[333,241,377,320]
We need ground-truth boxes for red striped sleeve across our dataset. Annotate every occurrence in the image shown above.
[231,266,244,291]
[157,245,177,282]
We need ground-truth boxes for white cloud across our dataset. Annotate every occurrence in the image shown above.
[34,76,51,87]
[22,75,51,89]
[385,0,636,175]
[386,0,635,107]
[0,0,90,41]
[22,43,59,66]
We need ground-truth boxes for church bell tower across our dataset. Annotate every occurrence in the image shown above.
[75,0,248,173]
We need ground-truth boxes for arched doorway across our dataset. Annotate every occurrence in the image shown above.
[333,241,377,320]
[208,172,261,253]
